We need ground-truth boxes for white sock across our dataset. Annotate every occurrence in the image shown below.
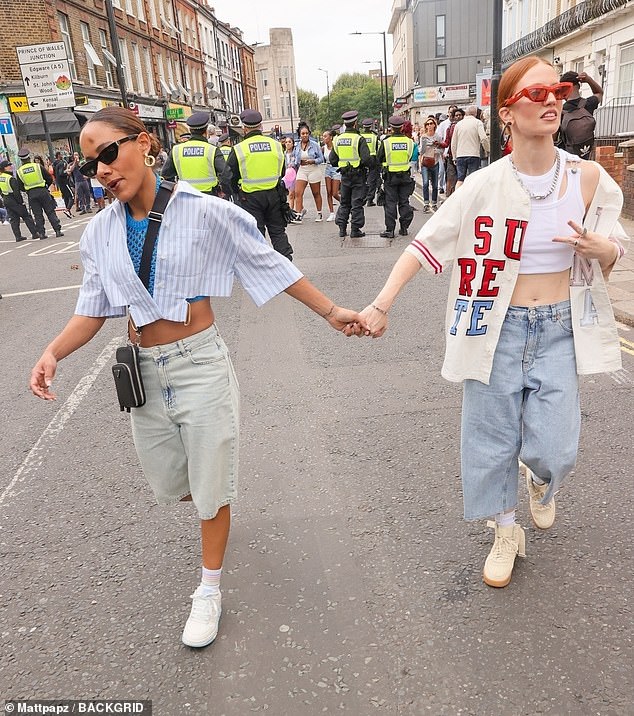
[200,566,222,596]
[495,510,516,528]
[531,472,546,485]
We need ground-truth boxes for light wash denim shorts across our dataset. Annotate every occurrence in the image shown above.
[325,164,341,181]
[460,300,580,521]
[130,325,239,520]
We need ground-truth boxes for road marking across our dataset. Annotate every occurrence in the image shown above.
[0,337,119,508]
[620,336,634,356]
[2,284,81,298]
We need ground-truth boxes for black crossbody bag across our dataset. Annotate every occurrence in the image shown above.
[112,181,175,412]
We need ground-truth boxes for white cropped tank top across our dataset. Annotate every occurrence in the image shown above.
[518,149,586,274]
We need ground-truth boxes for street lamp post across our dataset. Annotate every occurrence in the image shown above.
[350,31,390,129]
[362,60,384,126]
[317,67,330,124]
[490,0,503,162]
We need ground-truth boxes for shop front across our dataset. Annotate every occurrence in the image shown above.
[130,102,169,149]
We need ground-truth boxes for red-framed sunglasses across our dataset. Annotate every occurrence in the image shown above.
[503,82,573,107]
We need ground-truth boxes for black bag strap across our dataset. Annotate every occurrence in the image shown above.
[138,180,175,290]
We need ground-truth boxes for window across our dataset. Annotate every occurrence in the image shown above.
[618,43,634,98]
[263,97,271,119]
[157,54,171,95]
[99,29,115,88]
[144,47,156,95]
[131,42,145,94]
[261,69,268,88]
[58,13,77,80]
[148,0,158,27]
[437,64,447,84]
[118,37,133,90]
[125,0,134,16]
[436,15,446,57]
[80,22,101,85]
[574,58,584,74]
[136,0,145,22]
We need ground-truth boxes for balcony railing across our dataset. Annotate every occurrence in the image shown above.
[594,96,634,138]
[502,0,629,64]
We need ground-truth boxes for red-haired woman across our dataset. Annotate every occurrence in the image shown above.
[29,107,367,649]
[354,56,628,589]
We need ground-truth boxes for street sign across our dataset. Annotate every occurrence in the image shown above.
[0,117,14,135]
[16,42,75,111]
[8,96,29,113]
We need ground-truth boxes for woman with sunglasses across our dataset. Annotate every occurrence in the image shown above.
[352,56,627,589]
[418,117,442,212]
[29,106,367,649]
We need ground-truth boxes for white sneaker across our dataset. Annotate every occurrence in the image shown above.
[315,212,322,222]
[300,208,307,218]
[523,464,556,529]
[483,521,526,588]
[182,587,222,648]
[326,212,336,222]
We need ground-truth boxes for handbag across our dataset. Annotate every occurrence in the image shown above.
[111,180,175,412]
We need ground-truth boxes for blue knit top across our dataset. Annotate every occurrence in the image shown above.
[125,176,204,303]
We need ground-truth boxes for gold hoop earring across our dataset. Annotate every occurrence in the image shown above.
[144,154,156,167]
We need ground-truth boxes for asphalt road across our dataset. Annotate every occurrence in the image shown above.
[1,197,633,715]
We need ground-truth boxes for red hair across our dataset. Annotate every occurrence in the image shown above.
[497,56,553,113]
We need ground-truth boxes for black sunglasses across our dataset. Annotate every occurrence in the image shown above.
[79,134,139,178]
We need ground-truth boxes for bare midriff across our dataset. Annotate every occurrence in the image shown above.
[510,269,570,307]
[128,298,215,347]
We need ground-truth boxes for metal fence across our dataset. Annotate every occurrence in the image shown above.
[594,96,634,139]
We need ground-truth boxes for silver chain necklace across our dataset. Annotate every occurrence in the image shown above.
[509,150,561,200]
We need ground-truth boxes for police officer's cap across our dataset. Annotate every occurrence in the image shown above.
[341,110,358,124]
[361,118,374,128]
[186,112,210,130]
[0,159,12,171]
[240,109,263,127]
[17,147,31,158]
[218,132,230,143]
[388,115,406,128]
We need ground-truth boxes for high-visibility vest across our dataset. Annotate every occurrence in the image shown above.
[360,132,378,156]
[382,135,414,172]
[234,135,283,193]
[333,132,361,168]
[219,145,232,159]
[0,172,13,196]
[172,139,219,191]
[17,162,46,189]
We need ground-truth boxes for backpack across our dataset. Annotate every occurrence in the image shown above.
[559,99,596,158]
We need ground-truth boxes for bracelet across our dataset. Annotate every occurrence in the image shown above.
[321,303,335,318]
[371,303,388,316]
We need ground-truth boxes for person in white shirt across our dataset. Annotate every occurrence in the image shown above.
[451,105,490,188]
[29,106,368,650]
[350,56,627,590]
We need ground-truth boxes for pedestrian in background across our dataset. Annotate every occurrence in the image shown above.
[53,151,74,218]
[418,116,443,212]
[360,119,380,206]
[353,55,628,590]
[283,135,297,211]
[67,151,92,214]
[292,123,324,223]
[439,107,463,197]
[321,130,340,222]
[29,106,368,651]
[451,105,490,189]
[0,159,39,241]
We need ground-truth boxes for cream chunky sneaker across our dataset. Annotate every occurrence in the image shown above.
[524,465,556,530]
[182,587,222,648]
[482,521,526,588]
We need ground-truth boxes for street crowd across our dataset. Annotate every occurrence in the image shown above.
[22,58,628,653]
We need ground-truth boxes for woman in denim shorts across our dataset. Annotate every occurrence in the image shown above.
[322,130,341,222]
[354,56,627,589]
[30,107,368,649]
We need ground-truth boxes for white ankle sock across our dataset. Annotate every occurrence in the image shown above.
[531,472,546,485]
[495,510,516,528]
[200,566,222,596]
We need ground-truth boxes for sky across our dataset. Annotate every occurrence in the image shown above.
[209,1,393,98]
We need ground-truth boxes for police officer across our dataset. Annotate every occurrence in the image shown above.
[0,159,38,241]
[377,116,416,239]
[328,110,371,238]
[360,118,380,206]
[226,109,294,261]
[16,148,63,239]
[161,112,229,196]
[217,132,232,160]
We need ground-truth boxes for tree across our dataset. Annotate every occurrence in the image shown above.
[331,73,372,93]
[297,88,320,133]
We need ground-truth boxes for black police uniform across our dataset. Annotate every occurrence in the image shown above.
[376,120,415,237]
[328,111,371,238]
[361,120,381,206]
[226,110,294,261]
[16,153,63,239]
[161,112,231,196]
[0,162,38,241]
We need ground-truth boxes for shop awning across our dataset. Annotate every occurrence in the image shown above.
[14,109,82,139]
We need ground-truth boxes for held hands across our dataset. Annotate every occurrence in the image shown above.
[323,305,370,334]
[30,350,58,401]
[341,304,388,338]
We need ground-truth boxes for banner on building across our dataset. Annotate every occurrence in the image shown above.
[476,68,493,109]
[413,84,470,104]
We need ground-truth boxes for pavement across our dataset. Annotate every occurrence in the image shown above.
[411,173,634,328]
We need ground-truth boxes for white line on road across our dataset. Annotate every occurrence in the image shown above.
[2,284,82,298]
[0,337,120,508]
